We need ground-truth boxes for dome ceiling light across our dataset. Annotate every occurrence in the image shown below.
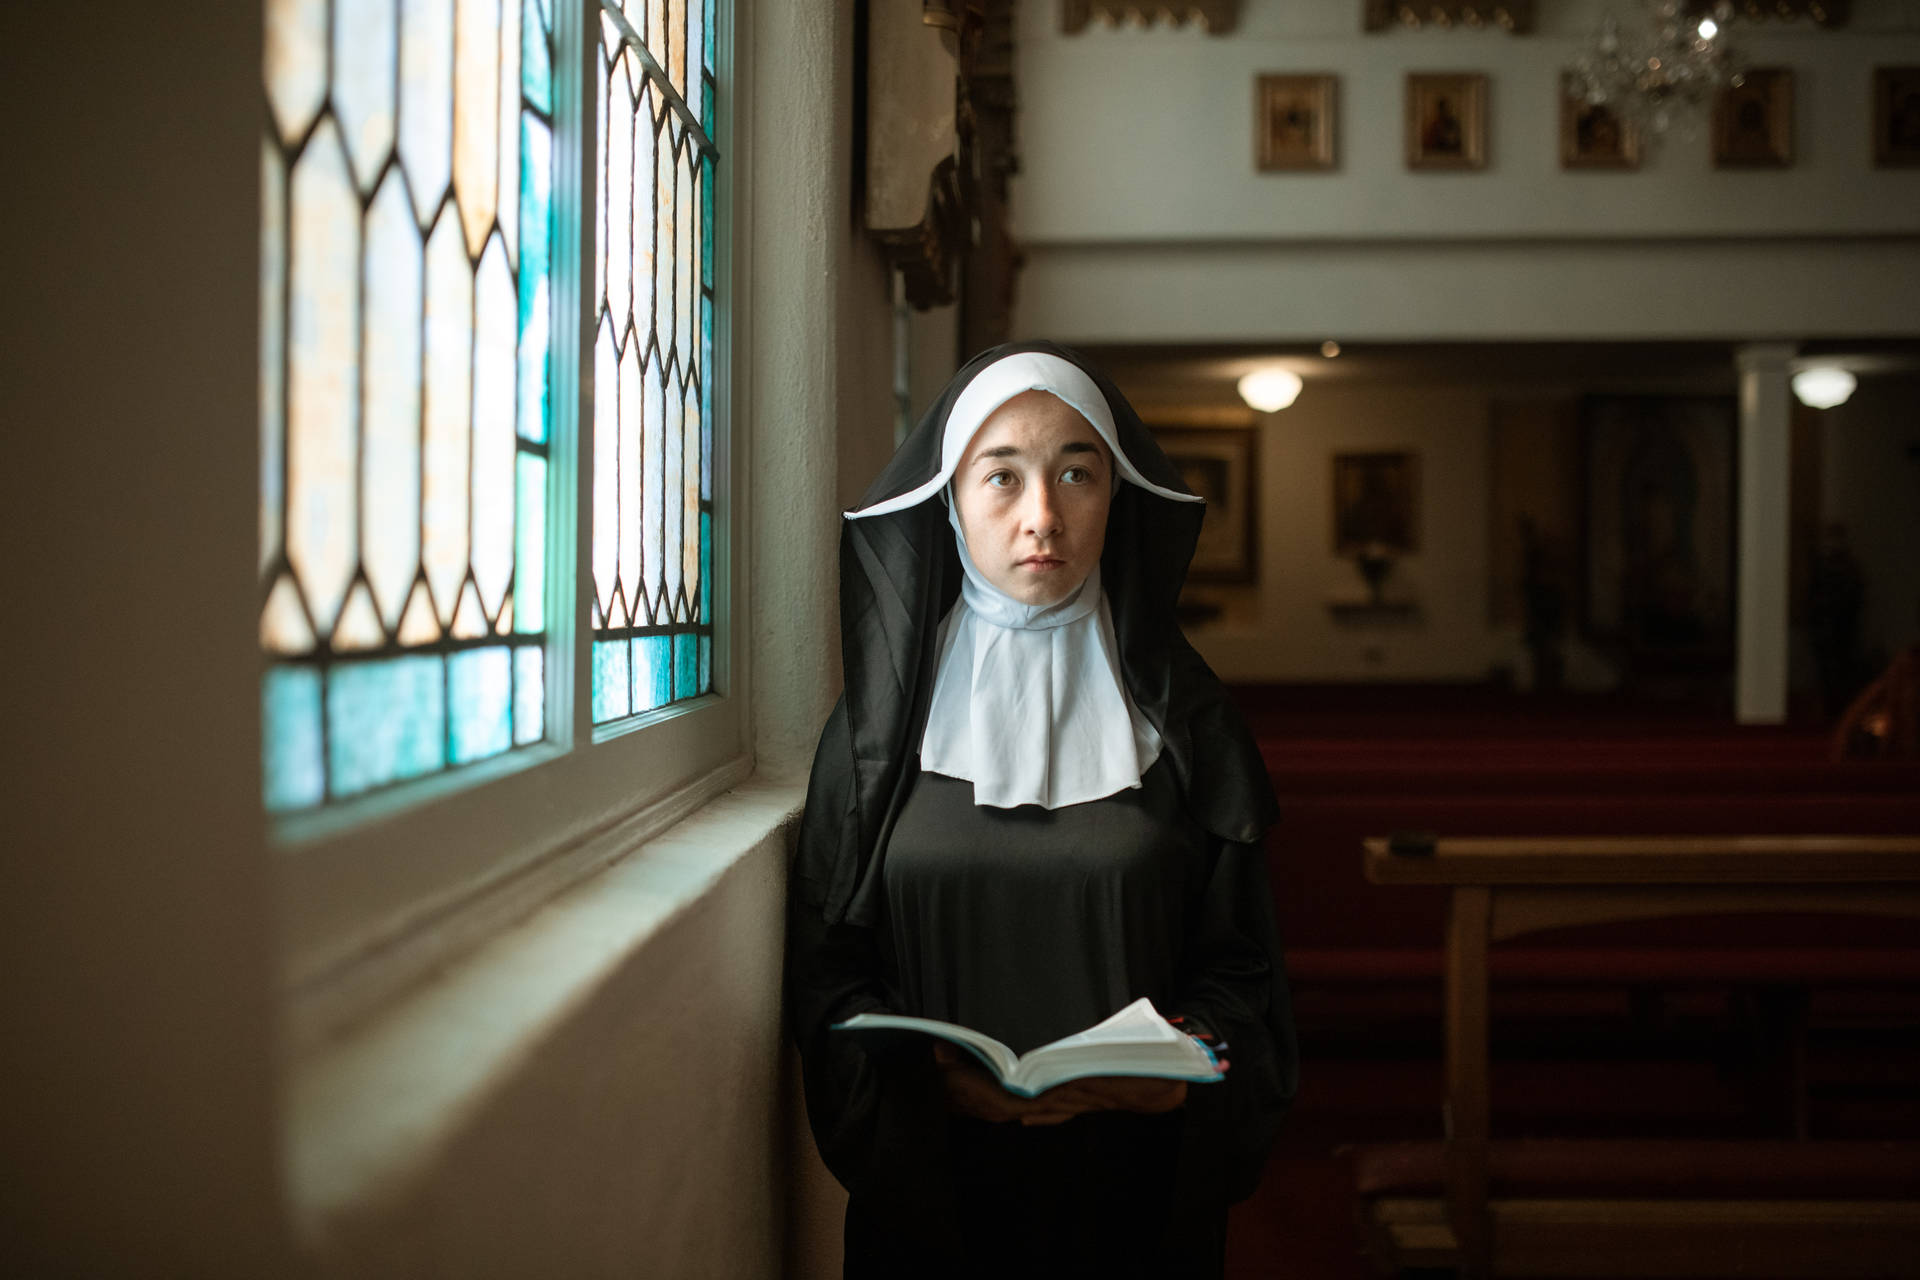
[1791,367,1857,410]
[1237,367,1304,413]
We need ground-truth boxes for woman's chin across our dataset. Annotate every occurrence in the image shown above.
[998,569,1089,608]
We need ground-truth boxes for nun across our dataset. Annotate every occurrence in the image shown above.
[788,342,1296,1278]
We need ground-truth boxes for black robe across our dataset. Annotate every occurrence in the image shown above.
[787,341,1296,1274]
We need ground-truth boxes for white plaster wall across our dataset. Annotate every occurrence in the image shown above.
[1010,0,1920,342]
[1017,238,1920,343]
[0,6,292,1273]
[295,797,794,1279]
[1183,385,1503,682]
[1821,375,1920,665]
[750,0,865,782]
[1016,0,1920,242]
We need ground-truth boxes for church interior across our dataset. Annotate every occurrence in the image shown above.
[6,0,1919,1275]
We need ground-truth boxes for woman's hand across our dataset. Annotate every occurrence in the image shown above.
[932,1043,1083,1125]
[1033,1076,1188,1121]
[931,1045,1187,1125]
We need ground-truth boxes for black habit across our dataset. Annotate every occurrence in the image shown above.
[787,341,1297,1278]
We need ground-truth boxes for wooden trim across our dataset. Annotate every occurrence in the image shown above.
[1488,884,1920,943]
[1367,1197,1920,1276]
[1444,886,1493,1277]
[1366,835,1920,887]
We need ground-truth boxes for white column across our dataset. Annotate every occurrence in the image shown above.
[1735,344,1797,724]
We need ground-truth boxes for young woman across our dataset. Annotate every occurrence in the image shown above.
[788,343,1296,1278]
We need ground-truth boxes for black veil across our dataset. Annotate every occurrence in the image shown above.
[793,340,1279,929]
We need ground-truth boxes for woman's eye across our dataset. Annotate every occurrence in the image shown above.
[1062,466,1092,484]
[985,471,1015,489]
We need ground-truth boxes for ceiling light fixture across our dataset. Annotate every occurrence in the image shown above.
[1791,367,1857,410]
[1569,0,1742,141]
[1238,367,1303,413]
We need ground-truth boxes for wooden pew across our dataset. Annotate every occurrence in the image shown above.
[1354,835,1920,1278]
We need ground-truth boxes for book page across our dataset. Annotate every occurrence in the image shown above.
[832,1012,1019,1080]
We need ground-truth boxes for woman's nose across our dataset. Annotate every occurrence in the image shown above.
[1024,483,1062,538]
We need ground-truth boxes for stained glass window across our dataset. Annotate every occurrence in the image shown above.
[261,0,556,811]
[590,0,717,724]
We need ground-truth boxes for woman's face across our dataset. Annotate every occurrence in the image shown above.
[952,390,1112,607]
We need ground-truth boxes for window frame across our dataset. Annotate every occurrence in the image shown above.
[272,0,746,1046]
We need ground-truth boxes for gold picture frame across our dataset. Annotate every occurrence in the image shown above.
[1333,452,1420,556]
[1406,72,1487,170]
[1559,72,1640,170]
[1256,73,1338,171]
[1148,421,1260,583]
[1873,66,1920,167]
[1712,67,1793,169]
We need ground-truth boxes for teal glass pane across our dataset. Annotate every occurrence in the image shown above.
[700,294,712,500]
[633,634,672,712]
[522,0,551,115]
[515,453,546,632]
[703,0,714,73]
[699,510,711,623]
[327,655,447,798]
[698,633,710,694]
[449,646,513,764]
[518,113,552,443]
[593,639,631,723]
[673,631,697,700]
[651,636,674,706]
[700,151,713,290]
[513,644,543,745]
[263,667,325,811]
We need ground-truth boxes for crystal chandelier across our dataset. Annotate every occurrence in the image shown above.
[1570,0,1743,140]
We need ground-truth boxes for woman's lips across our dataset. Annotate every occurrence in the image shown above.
[1019,556,1064,571]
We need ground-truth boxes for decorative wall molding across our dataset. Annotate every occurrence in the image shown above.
[864,5,970,308]
[1363,1,1535,33]
[1701,0,1850,27]
[1061,1,1239,35]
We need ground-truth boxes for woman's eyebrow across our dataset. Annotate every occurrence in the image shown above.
[971,438,1104,463]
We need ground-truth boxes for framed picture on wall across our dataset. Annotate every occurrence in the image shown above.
[1406,72,1487,170]
[1873,66,1920,167]
[1581,396,1736,660]
[1559,71,1640,170]
[1332,451,1420,555]
[1148,421,1260,582]
[1712,67,1793,168]
[1257,73,1338,171]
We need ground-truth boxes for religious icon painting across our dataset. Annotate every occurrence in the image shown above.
[1559,71,1640,170]
[1256,74,1338,172]
[1712,67,1793,169]
[1873,67,1920,167]
[1406,72,1488,171]
[1332,452,1420,556]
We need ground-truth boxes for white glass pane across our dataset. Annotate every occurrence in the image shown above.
[286,118,361,639]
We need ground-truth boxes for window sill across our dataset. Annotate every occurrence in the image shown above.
[283,774,805,1246]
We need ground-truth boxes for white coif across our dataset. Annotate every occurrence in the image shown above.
[921,524,1163,809]
[843,349,1195,810]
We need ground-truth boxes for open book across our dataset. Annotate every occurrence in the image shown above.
[832,996,1224,1098]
